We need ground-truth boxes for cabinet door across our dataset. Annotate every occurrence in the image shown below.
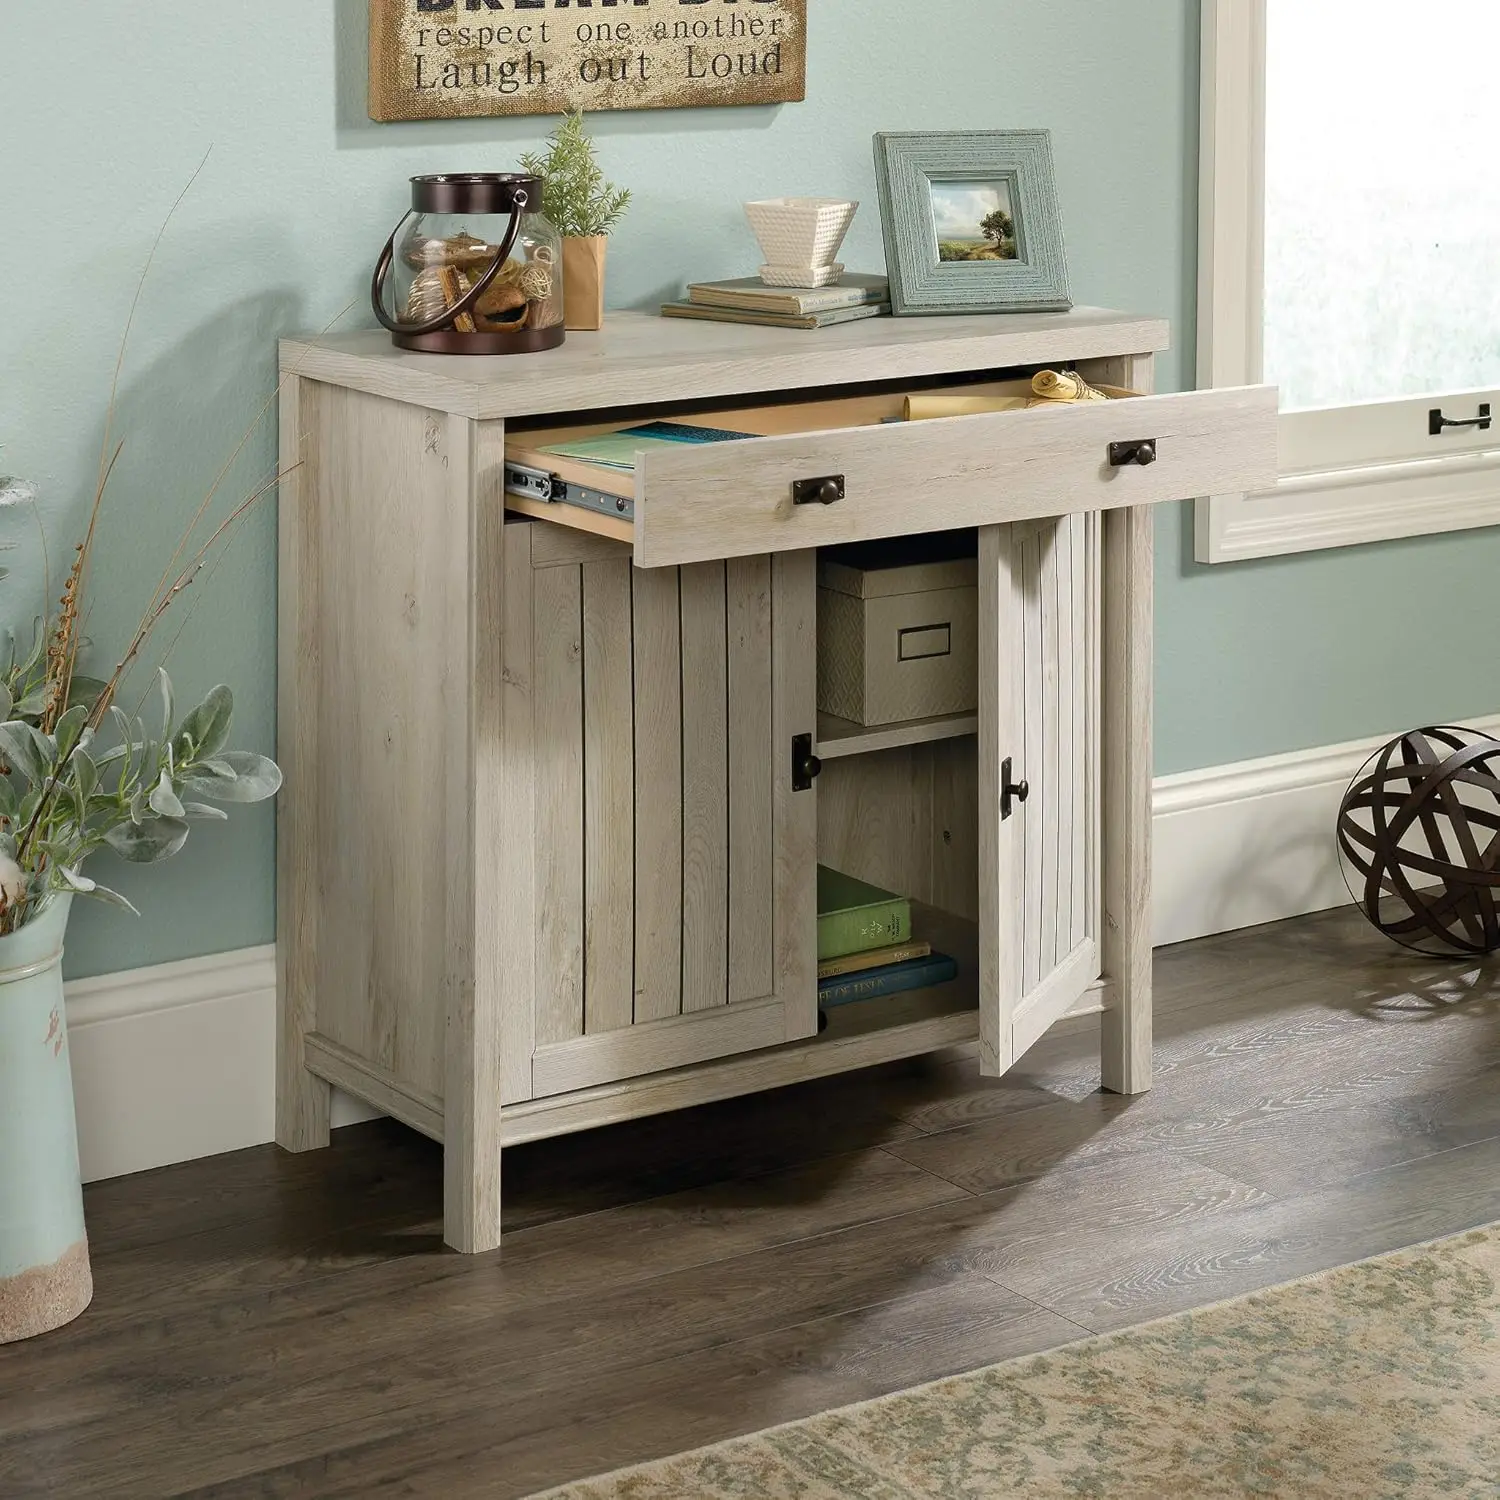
[977,516,1101,1076]
[521,537,818,1101]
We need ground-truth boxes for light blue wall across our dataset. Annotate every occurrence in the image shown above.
[2,1,1495,977]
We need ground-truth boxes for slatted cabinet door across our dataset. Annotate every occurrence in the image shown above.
[977,515,1102,1076]
[518,528,819,1101]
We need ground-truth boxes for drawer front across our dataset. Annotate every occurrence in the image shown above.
[633,384,1277,568]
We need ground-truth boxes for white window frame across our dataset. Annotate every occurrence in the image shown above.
[1196,0,1500,563]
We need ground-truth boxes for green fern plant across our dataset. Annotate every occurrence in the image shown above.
[519,112,631,239]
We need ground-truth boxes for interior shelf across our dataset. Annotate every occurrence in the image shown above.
[816,709,979,761]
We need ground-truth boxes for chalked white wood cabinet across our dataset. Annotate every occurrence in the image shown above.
[275,311,1276,1252]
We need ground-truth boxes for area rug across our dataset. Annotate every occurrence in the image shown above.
[535,1223,1500,1499]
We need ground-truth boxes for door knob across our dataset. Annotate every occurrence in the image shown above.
[1001,757,1030,821]
[792,733,823,792]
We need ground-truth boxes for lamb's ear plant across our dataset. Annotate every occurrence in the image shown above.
[0,457,285,934]
[519,111,631,238]
[0,157,294,937]
[0,650,280,930]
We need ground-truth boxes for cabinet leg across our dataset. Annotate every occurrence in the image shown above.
[1099,503,1153,1096]
[275,986,332,1152]
[443,1124,503,1254]
[1102,966,1152,1095]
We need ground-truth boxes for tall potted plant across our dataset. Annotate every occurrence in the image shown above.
[0,408,280,1345]
[520,112,631,332]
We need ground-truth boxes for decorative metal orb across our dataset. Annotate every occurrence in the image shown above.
[1337,726,1500,957]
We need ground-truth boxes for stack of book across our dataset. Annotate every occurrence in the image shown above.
[816,866,956,1010]
[661,273,890,331]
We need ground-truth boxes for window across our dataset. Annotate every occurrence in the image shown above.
[1196,0,1500,562]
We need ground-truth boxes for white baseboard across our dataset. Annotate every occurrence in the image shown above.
[1151,712,1500,948]
[66,949,374,1184]
[66,713,1499,1182]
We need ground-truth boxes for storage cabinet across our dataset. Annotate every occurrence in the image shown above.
[276,309,1277,1253]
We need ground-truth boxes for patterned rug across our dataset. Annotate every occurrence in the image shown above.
[535,1224,1500,1499]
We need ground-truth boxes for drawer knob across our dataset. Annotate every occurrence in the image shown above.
[1108,439,1158,467]
[793,475,846,506]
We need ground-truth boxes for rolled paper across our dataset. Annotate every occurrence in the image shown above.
[904,395,1030,422]
[1029,369,1109,403]
[1031,368,1077,399]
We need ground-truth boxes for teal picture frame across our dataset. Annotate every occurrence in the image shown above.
[873,130,1071,316]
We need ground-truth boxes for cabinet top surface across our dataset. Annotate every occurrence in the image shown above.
[281,307,1169,420]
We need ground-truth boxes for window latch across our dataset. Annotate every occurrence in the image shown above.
[1429,404,1491,436]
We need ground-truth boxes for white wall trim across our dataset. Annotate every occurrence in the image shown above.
[1152,711,1500,947]
[67,944,276,1028]
[66,948,374,1186]
[68,708,1500,1181]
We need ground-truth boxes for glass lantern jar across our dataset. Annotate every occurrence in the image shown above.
[372,173,565,354]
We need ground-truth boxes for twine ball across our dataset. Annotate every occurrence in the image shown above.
[1337,726,1500,957]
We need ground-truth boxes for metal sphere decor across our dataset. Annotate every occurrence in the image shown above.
[1337,726,1500,957]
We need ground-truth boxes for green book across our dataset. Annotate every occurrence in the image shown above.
[817,866,912,962]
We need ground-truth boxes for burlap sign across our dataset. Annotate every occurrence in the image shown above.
[369,0,808,120]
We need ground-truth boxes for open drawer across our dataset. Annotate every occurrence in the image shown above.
[501,379,1277,569]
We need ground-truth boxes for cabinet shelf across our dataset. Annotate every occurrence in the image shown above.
[817,709,979,761]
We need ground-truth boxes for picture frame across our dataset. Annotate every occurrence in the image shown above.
[873,131,1071,316]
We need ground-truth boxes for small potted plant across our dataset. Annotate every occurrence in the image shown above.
[520,112,630,332]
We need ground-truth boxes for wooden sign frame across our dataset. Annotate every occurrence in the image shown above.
[369,0,807,122]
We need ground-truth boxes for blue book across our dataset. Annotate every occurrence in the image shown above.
[817,951,958,1008]
[537,421,751,473]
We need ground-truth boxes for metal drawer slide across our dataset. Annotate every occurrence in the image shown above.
[504,462,636,524]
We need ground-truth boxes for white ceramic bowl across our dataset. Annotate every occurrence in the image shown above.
[744,198,858,270]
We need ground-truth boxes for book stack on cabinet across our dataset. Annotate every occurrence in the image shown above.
[660,273,890,330]
[816,866,958,1011]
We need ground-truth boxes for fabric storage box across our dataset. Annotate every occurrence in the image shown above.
[817,533,978,726]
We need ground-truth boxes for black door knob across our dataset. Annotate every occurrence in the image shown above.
[1133,440,1157,465]
[816,479,841,504]
[1001,757,1030,820]
[792,733,823,791]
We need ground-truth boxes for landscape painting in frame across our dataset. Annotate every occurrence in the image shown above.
[875,130,1070,315]
[931,179,1019,263]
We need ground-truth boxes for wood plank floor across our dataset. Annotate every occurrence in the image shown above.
[4,905,1500,1498]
